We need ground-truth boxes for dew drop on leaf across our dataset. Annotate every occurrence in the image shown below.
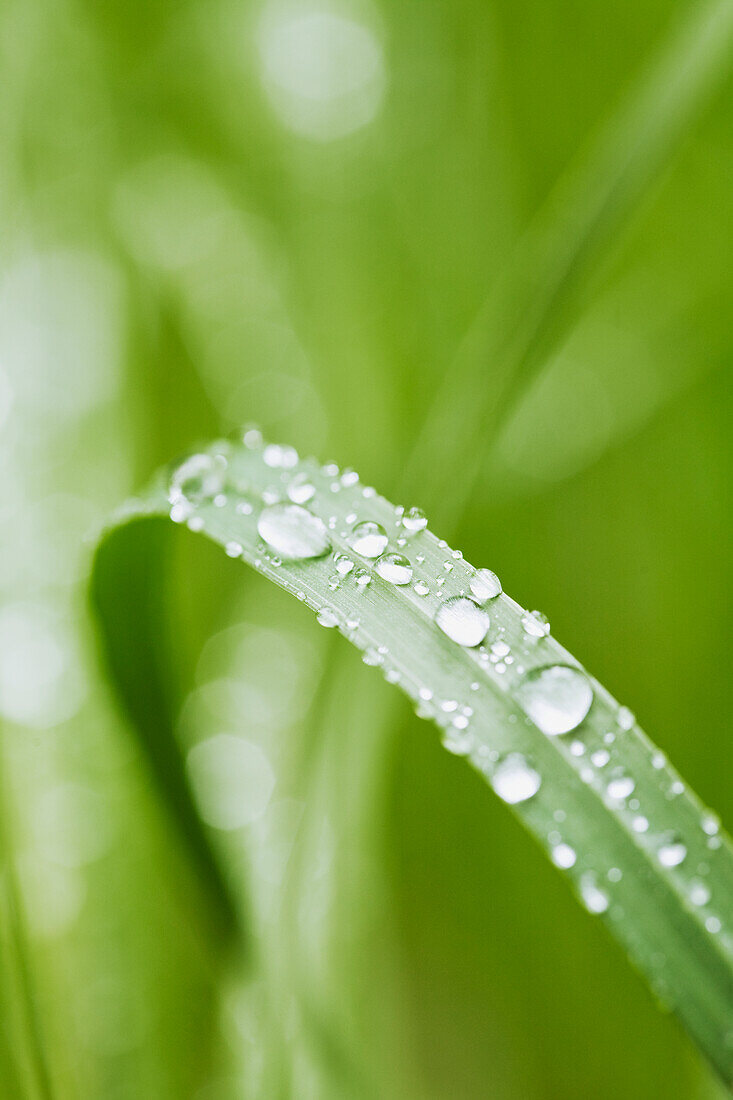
[579,872,610,914]
[516,665,593,735]
[470,568,502,601]
[658,837,687,868]
[287,471,316,504]
[401,506,428,533]
[521,609,551,638]
[375,552,413,585]
[490,754,541,804]
[434,596,490,647]
[551,842,577,869]
[257,503,331,560]
[169,453,226,510]
[316,608,339,628]
[606,775,635,801]
[349,520,388,558]
[689,880,711,907]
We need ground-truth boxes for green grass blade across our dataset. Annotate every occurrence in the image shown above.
[402,0,733,519]
[91,435,733,1084]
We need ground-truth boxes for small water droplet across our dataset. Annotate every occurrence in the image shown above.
[316,608,339,629]
[516,666,593,736]
[354,568,372,588]
[242,426,263,449]
[689,881,711,907]
[413,580,429,596]
[617,706,635,730]
[632,816,649,833]
[658,837,687,868]
[705,916,721,934]
[225,541,243,557]
[263,443,298,468]
[257,504,330,560]
[470,569,502,602]
[552,843,576,869]
[340,468,359,487]
[287,472,316,504]
[349,520,388,558]
[522,610,551,638]
[607,775,635,801]
[334,554,355,576]
[591,749,610,768]
[402,506,427,533]
[435,597,490,648]
[701,813,719,836]
[169,453,226,510]
[579,873,610,914]
[375,552,413,586]
[490,754,541,804]
[491,640,510,659]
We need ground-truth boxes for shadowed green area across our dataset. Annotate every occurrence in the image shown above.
[0,0,730,1096]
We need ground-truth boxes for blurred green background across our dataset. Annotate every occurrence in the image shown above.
[0,0,731,1096]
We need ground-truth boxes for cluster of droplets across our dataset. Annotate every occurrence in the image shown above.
[168,441,728,944]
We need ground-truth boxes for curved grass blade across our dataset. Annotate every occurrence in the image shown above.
[91,435,733,1083]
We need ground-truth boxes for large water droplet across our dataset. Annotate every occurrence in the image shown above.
[516,665,593,736]
[349,520,388,558]
[169,453,226,509]
[257,504,330,560]
[435,596,490,647]
[579,873,610,914]
[402,506,427,533]
[375,552,413,585]
[490,754,541,804]
[470,569,502,601]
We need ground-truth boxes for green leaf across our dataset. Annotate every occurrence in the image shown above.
[90,436,733,1084]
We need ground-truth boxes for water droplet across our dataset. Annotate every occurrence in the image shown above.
[701,813,719,836]
[169,453,226,510]
[402,506,427,533]
[591,749,610,768]
[705,916,721,934]
[340,468,359,487]
[658,838,687,868]
[316,608,339,628]
[349,520,388,558]
[243,426,263,449]
[413,580,429,596]
[689,881,711,907]
[225,541,243,557]
[257,504,330,560]
[263,443,298,468]
[607,775,635,801]
[522,610,551,638]
[287,472,316,504]
[617,706,635,730]
[552,843,577,869]
[334,554,355,576]
[516,665,593,736]
[491,640,510,659]
[490,754,541,804]
[579,873,610,914]
[435,597,490,647]
[470,569,502,602]
[354,568,372,588]
[375,552,413,586]
[632,816,649,833]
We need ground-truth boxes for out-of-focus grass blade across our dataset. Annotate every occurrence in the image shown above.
[0,736,54,1100]
[402,0,733,519]
[90,436,733,1084]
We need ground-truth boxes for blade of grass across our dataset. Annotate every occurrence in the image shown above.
[0,731,54,1100]
[91,436,733,1084]
[401,0,733,522]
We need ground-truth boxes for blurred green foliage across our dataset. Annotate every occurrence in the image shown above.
[0,0,730,1097]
